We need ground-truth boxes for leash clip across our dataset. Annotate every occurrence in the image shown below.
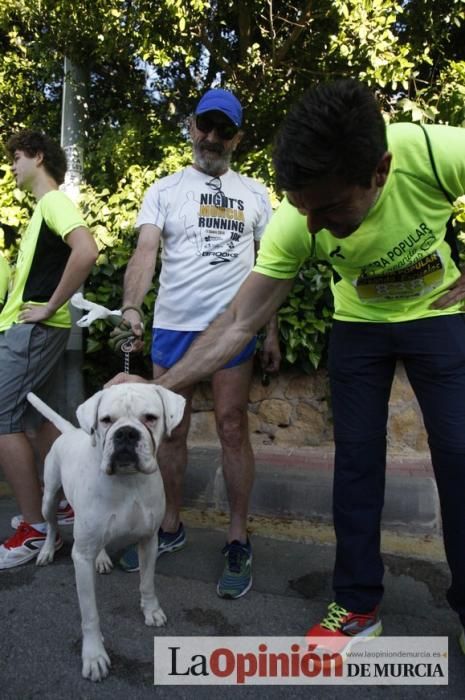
[121,337,135,374]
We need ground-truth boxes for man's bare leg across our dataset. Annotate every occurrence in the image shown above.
[26,420,66,506]
[0,433,44,524]
[212,358,255,544]
[153,363,194,533]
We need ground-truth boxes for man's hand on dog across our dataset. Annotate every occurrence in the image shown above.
[105,372,148,387]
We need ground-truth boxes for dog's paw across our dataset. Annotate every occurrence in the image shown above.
[95,549,113,574]
[142,603,167,627]
[36,547,55,566]
[82,646,111,682]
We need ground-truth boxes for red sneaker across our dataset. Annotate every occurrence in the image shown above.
[306,601,382,654]
[0,522,63,569]
[56,500,75,525]
[11,499,74,530]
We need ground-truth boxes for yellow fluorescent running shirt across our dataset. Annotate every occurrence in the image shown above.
[0,253,10,306]
[255,123,465,322]
[0,190,86,331]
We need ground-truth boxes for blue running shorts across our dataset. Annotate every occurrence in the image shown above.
[151,328,256,369]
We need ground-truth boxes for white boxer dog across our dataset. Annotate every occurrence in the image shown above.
[27,383,185,682]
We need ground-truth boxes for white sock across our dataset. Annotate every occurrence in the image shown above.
[31,522,47,533]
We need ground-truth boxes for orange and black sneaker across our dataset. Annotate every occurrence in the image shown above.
[306,601,382,654]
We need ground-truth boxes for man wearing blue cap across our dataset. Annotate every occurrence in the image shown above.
[117,88,280,599]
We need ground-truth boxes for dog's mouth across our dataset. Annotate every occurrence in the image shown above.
[108,426,142,474]
[109,449,140,475]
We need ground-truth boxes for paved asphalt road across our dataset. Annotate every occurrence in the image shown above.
[0,496,463,699]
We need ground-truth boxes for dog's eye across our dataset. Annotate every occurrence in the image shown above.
[144,414,158,422]
[100,416,112,425]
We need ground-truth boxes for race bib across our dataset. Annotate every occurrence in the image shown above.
[355,252,444,302]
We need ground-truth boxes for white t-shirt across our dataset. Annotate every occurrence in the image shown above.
[136,165,272,330]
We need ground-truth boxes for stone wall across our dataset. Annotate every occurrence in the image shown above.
[188,362,429,456]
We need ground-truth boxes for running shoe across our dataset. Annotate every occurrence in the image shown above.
[118,544,140,573]
[217,539,252,599]
[158,523,186,557]
[118,523,187,572]
[0,522,63,569]
[306,601,382,653]
[11,500,74,530]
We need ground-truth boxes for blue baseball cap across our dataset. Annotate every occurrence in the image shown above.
[195,89,243,127]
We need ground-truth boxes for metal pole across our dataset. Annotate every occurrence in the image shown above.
[60,57,88,416]
[61,57,85,204]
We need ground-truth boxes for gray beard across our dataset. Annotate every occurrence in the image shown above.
[193,143,232,176]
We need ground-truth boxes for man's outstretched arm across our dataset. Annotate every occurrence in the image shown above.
[108,271,294,390]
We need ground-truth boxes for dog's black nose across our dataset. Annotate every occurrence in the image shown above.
[113,426,140,446]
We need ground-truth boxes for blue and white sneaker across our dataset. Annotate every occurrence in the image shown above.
[118,523,187,572]
[158,523,186,557]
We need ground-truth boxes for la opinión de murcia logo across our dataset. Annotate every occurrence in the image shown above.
[154,636,448,686]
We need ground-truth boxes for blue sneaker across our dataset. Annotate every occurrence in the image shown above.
[118,544,140,573]
[118,523,186,572]
[158,523,186,557]
[217,539,252,599]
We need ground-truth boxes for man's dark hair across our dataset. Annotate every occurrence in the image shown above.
[273,79,387,191]
[5,130,67,185]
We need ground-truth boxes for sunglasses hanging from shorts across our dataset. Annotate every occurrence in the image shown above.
[195,114,238,140]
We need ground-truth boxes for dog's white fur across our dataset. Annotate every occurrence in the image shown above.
[28,383,185,682]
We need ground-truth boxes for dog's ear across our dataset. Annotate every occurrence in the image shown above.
[76,390,104,435]
[154,386,186,437]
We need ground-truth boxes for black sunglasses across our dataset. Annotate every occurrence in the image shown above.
[195,114,238,140]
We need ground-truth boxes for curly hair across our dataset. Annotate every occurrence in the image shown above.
[273,79,387,191]
[5,130,67,185]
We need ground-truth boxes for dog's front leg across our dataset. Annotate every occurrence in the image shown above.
[72,544,111,681]
[138,534,167,627]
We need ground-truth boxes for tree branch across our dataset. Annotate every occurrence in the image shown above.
[274,0,313,66]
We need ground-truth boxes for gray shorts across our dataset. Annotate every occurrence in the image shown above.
[0,323,70,434]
